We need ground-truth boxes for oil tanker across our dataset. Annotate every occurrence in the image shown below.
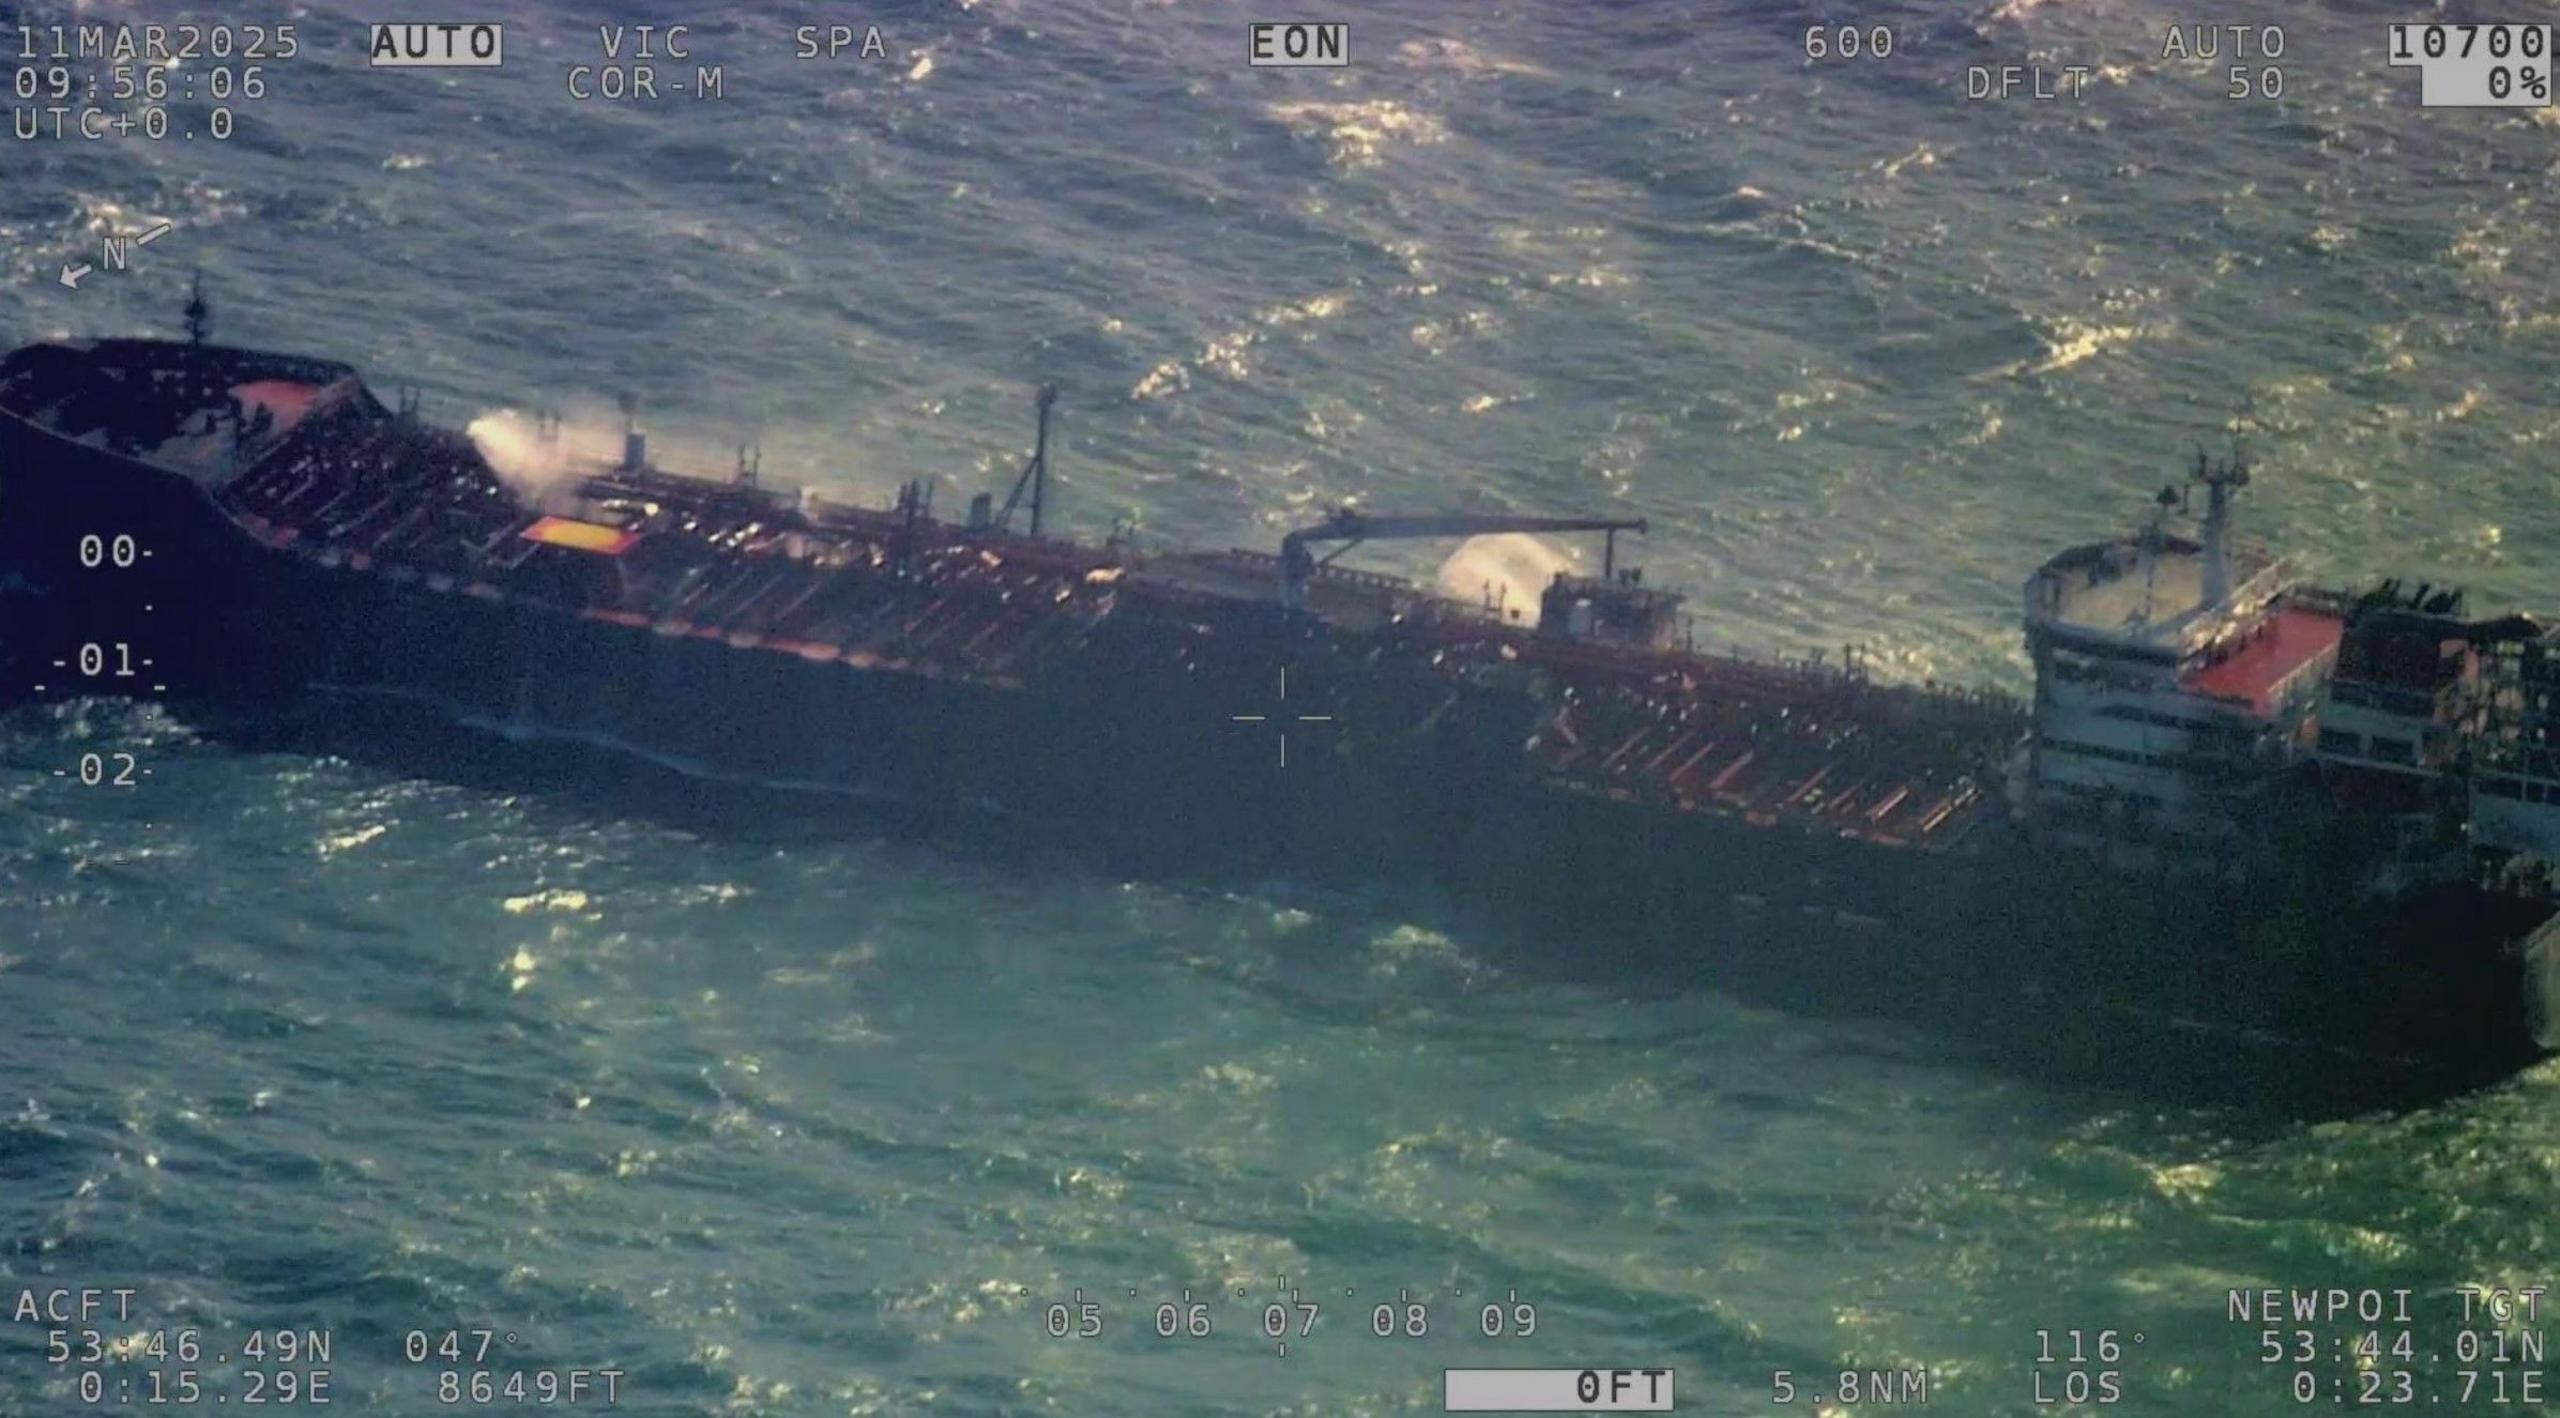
[7,302,2558,1104]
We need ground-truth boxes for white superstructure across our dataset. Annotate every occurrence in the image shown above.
[2021,459,2341,836]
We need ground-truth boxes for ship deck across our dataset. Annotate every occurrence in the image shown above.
[1499,640,2018,846]
[2,337,2028,850]
[0,339,361,486]
[2178,605,2344,715]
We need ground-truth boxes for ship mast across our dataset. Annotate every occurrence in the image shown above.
[182,270,212,345]
[994,383,1058,537]
[617,392,646,472]
[2135,483,2177,628]
[2196,445,2250,610]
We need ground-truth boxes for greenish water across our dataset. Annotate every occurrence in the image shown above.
[5,1,2557,1412]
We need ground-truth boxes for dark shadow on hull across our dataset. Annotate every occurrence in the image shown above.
[139,686,2543,1122]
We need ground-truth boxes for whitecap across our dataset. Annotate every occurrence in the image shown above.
[2018,317,2143,376]
[317,824,387,857]
[502,888,591,915]
[1393,37,1553,79]
[1265,99,1447,169]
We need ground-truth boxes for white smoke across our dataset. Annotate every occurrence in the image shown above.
[465,405,627,505]
[1436,533,1573,627]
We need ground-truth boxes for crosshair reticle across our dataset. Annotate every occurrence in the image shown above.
[1231,666,1333,767]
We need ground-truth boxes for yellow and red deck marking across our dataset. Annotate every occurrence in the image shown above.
[519,516,641,555]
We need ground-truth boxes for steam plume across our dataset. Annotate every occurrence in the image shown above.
[1436,533,1571,627]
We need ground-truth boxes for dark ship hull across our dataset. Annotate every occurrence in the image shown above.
[3,336,2548,1109]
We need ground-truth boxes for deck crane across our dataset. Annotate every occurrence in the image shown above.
[1276,507,1647,609]
[990,382,1059,537]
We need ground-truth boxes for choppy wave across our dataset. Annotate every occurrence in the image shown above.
[8,0,2560,1412]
